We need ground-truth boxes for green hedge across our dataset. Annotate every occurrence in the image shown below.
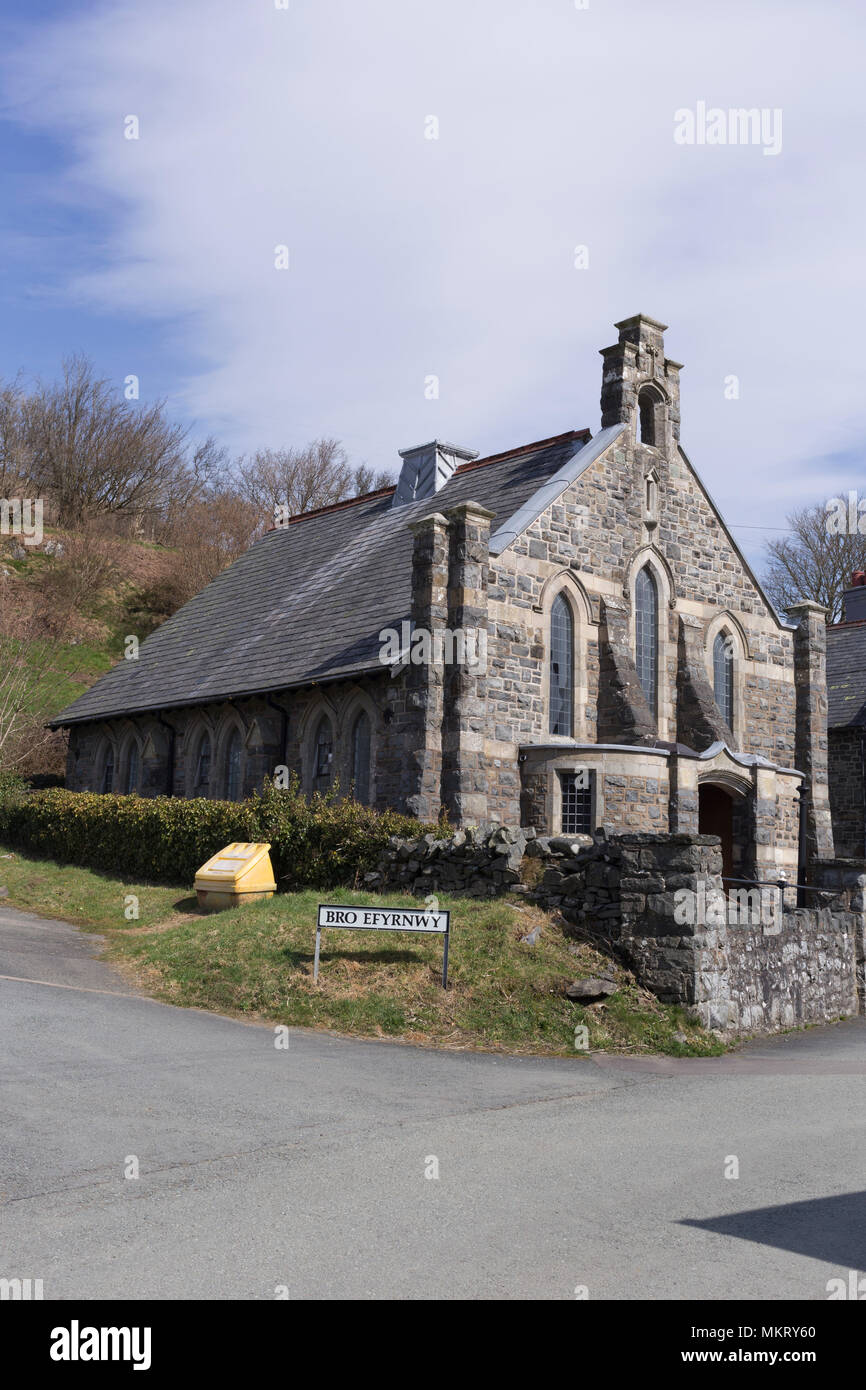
[0,779,433,890]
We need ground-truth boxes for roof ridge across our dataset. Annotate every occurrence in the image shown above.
[454,428,590,474]
[271,427,590,528]
[280,483,396,527]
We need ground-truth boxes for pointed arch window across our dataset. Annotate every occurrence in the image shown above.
[635,566,658,713]
[351,711,371,805]
[194,734,211,795]
[713,632,734,730]
[126,741,140,794]
[549,593,574,737]
[225,728,242,800]
[101,745,114,794]
[313,716,334,793]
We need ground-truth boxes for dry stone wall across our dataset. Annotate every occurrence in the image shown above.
[369,826,866,1037]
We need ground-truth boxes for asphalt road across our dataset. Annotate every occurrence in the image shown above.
[2,901,865,1300]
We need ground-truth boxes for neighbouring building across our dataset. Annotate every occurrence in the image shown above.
[827,574,866,857]
[51,314,835,882]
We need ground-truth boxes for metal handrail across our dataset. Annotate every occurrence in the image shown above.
[722,875,839,900]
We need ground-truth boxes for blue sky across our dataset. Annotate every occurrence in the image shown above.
[1,0,864,569]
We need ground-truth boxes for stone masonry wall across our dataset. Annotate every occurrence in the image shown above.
[828,728,865,859]
[484,318,798,797]
[814,859,866,1005]
[721,907,859,1034]
[65,670,402,809]
[369,826,864,1036]
[487,432,797,761]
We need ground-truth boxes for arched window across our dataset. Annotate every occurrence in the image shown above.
[101,744,114,794]
[194,734,211,796]
[225,728,242,801]
[638,387,662,447]
[635,566,658,713]
[126,741,140,794]
[351,711,371,804]
[549,593,574,737]
[713,632,734,730]
[313,716,334,793]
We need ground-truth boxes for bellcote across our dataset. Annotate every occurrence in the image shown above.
[599,313,682,451]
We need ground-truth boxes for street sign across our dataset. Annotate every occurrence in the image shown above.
[314,904,451,988]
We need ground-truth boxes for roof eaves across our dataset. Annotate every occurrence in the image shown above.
[48,662,387,730]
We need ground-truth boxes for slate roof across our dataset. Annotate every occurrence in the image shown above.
[51,429,590,727]
[827,621,866,728]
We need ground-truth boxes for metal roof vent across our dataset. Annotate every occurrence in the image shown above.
[391,439,478,508]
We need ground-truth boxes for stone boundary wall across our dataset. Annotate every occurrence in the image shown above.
[365,824,531,898]
[719,907,859,1034]
[368,826,866,1036]
[814,859,866,1006]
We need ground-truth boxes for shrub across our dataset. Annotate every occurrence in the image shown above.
[0,778,431,890]
[0,769,28,805]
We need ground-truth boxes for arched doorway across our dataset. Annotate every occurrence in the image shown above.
[698,782,735,885]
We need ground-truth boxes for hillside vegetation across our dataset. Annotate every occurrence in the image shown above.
[0,525,206,776]
[0,354,391,777]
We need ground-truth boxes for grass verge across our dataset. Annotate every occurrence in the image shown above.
[0,846,726,1057]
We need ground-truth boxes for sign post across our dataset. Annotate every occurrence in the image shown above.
[315,904,451,988]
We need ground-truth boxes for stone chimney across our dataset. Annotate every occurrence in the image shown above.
[392,440,478,508]
[842,571,866,623]
[599,314,682,455]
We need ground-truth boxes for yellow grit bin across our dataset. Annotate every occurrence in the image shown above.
[194,842,277,911]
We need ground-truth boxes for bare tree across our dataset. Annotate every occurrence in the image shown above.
[133,489,262,626]
[762,501,866,623]
[153,436,232,543]
[236,439,392,520]
[352,463,394,496]
[0,380,30,497]
[21,355,193,528]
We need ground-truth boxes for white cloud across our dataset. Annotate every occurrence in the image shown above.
[3,0,865,558]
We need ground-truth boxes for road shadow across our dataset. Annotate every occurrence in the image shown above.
[682,1191,866,1269]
